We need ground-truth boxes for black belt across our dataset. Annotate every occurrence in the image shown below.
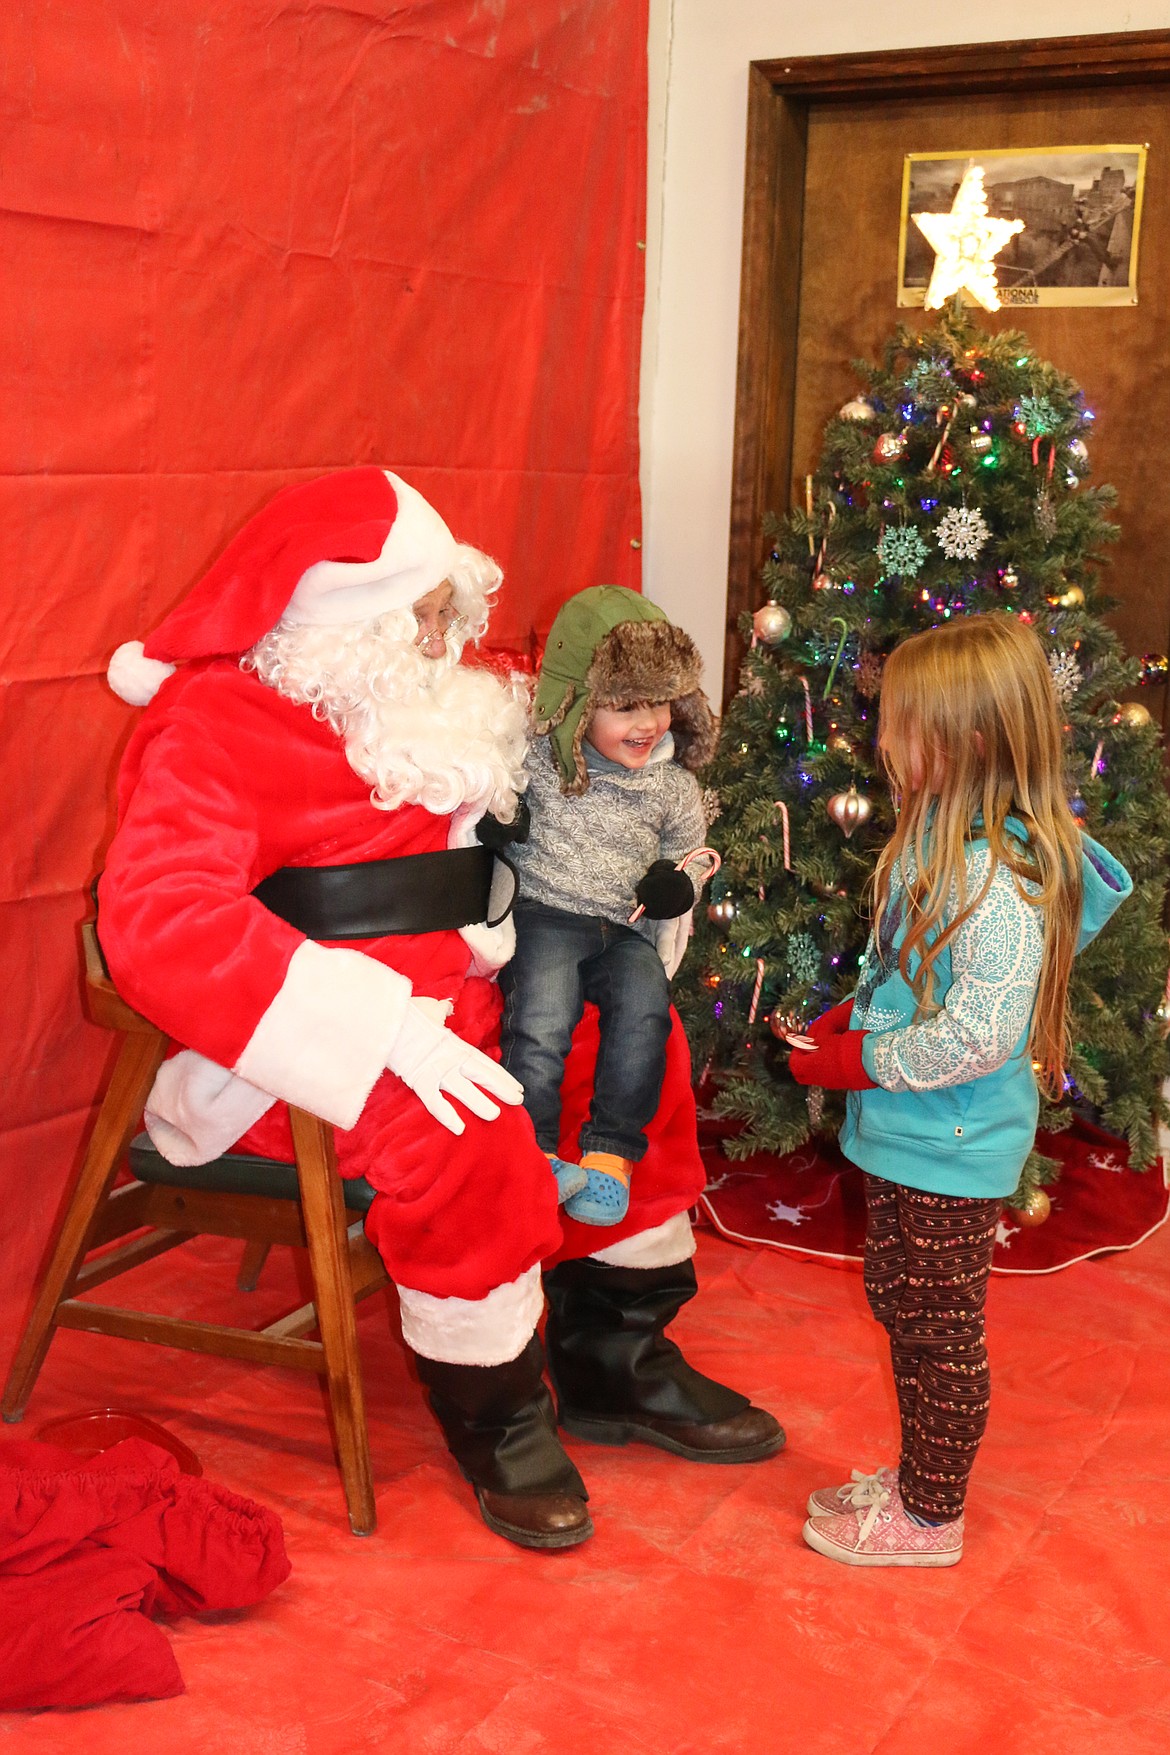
[252,846,515,941]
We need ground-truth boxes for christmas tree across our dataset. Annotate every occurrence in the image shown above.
[677,304,1170,1206]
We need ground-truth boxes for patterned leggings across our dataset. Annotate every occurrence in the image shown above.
[863,1175,1000,1524]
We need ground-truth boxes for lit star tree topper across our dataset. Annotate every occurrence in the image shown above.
[913,164,1025,312]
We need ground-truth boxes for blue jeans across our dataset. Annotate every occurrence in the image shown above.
[499,900,671,1162]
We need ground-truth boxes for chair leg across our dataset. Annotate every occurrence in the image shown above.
[236,1240,271,1292]
[3,1028,167,1422]
[289,1107,377,1537]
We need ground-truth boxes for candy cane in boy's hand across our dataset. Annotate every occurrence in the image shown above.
[628,847,721,924]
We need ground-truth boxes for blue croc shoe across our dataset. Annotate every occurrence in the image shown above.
[563,1152,632,1226]
[547,1154,589,1205]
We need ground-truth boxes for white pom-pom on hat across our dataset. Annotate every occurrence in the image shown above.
[108,640,177,706]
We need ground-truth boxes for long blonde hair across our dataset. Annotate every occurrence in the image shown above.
[873,615,1083,1097]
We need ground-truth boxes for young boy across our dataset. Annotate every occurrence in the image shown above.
[500,587,717,1225]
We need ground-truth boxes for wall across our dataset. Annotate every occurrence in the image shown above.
[640,0,1170,688]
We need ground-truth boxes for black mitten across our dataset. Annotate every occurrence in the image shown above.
[634,860,695,920]
[475,796,531,850]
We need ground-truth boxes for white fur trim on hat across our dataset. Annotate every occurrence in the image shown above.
[284,471,460,629]
[108,640,177,707]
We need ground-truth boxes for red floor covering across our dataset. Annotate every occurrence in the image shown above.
[3,1217,1169,1754]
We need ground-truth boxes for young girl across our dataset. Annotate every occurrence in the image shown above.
[788,614,1132,1566]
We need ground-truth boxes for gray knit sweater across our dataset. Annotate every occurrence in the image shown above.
[511,733,708,928]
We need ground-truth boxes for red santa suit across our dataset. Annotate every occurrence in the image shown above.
[100,468,706,1372]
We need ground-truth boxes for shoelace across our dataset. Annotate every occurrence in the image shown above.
[851,1480,893,1543]
[839,1469,892,1509]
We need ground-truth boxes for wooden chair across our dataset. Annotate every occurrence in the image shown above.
[1,922,389,1535]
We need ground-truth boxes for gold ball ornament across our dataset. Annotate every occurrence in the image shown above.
[769,1010,804,1040]
[1016,1187,1051,1227]
[873,431,908,464]
[840,396,876,422]
[1117,701,1154,729]
[707,898,738,926]
[968,427,993,454]
[1000,566,1019,590]
[826,786,873,840]
[828,731,854,754]
[753,603,793,645]
[1048,583,1084,609]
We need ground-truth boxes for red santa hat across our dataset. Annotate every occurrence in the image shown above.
[108,467,460,706]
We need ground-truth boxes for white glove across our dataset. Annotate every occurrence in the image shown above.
[655,908,694,980]
[385,999,524,1135]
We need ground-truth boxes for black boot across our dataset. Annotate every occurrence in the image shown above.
[415,1336,593,1549]
[544,1257,785,1462]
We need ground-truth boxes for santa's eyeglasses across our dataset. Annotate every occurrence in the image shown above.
[413,608,468,647]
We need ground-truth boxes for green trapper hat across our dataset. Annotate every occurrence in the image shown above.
[533,586,717,795]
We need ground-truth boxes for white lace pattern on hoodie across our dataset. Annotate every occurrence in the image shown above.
[861,849,1044,1093]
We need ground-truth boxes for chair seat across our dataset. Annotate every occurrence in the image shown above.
[128,1135,378,1216]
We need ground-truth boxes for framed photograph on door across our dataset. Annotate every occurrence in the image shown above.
[897,146,1147,308]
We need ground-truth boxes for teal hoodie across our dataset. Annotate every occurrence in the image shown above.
[838,828,1132,1199]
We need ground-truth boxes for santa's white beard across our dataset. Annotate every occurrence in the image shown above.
[244,612,529,820]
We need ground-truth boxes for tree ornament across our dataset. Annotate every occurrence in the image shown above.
[955,391,977,412]
[877,524,929,578]
[1048,583,1084,609]
[1017,394,1058,439]
[840,396,876,422]
[1000,566,1019,590]
[1067,438,1090,465]
[769,1009,803,1041]
[707,898,738,926]
[873,430,908,464]
[1034,489,1058,540]
[1017,1187,1051,1227]
[753,603,792,645]
[935,503,989,561]
[828,731,853,754]
[1048,650,1082,707]
[967,426,993,455]
[826,786,873,839]
[912,164,1024,311]
[786,932,821,984]
[1139,653,1169,686]
[811,571,837,592]
[855,650,884,697]
[1118,701,1154,729]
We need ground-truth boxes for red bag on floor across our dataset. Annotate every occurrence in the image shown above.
[0,1437,290,1709]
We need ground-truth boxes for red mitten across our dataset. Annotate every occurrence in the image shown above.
[788,1030,876,1090]
[805,999,855,1044]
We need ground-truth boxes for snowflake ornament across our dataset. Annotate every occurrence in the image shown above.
[877,525,930,578]
[1018,394,1057,439]
[786,932,820,984]
[701,787,722,824]
[1048,649,1082,707]
[935,504,989,561]
[1034,487,1058,540]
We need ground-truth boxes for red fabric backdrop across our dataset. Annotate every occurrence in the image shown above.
[0,0,648,1358]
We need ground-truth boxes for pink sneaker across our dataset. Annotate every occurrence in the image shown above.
[802,1487,963,1567]
[806,1466,899,1520]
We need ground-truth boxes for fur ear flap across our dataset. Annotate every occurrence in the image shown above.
[669,690,719,772]
[532,680,576,736]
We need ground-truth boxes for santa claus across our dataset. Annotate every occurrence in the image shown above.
[99,467,783,1551]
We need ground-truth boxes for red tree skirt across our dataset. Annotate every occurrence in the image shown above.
[698,1114,1168,1275]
